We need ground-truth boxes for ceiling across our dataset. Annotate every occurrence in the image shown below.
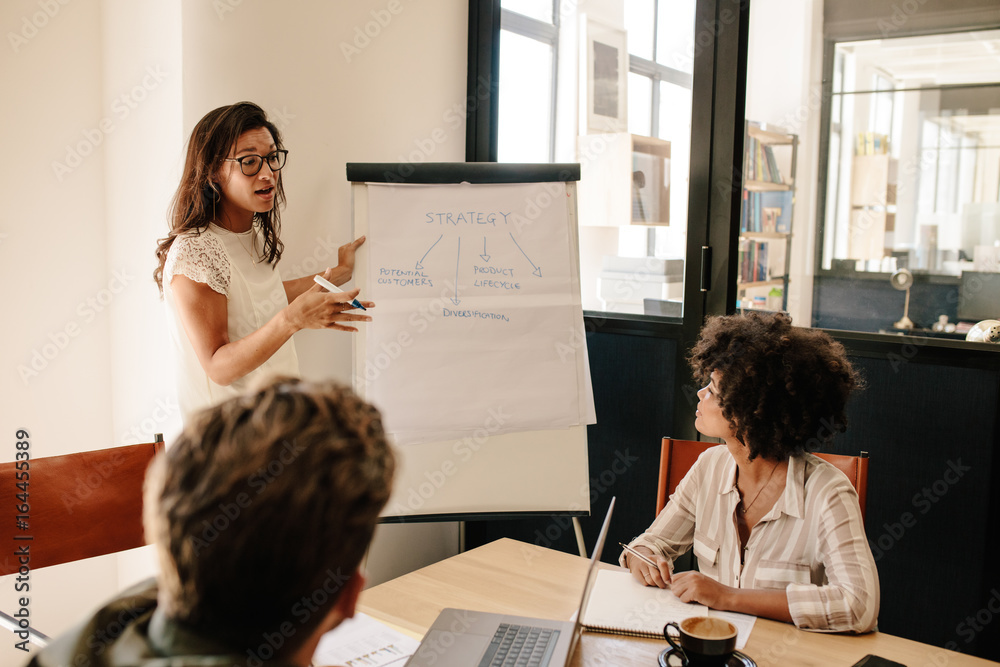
[839,29,1000,87]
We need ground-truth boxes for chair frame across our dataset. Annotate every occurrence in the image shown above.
[0,438,164,647]
[0,438,164,576]
[656,437,869,519]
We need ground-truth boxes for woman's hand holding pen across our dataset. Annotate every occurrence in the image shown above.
[286,269,374,333]
[625,544,672,589]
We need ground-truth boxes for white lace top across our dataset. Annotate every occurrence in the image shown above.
[163,223,300,420]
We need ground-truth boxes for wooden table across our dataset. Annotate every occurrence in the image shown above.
[359,538,995,666]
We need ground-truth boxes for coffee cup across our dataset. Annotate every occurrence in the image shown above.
[663,616,737,666]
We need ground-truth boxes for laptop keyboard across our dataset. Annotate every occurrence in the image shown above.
[478,623,560,667]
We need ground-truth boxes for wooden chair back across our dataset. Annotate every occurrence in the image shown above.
[656,438,715,516]
[656,437,869,520]
[0,439,165,575]
[813,450,869,519]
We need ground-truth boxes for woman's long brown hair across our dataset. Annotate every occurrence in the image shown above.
[154,102,286,294]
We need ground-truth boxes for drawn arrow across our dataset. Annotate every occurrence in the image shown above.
[509,232,542,277]
[451,237,461,305]
[415,234,443,270]
[480,236,491,262]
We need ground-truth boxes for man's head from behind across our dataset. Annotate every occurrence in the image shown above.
[143,377,395,658]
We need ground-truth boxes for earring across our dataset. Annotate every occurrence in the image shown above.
[202,181,220,204]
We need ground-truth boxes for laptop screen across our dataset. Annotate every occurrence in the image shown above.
[567,496,616,659]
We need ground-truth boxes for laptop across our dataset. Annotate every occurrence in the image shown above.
[404,497,615,667]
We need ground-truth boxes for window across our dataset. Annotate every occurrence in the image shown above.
[498,5,557,162]
[498,0,697,317]
[816,30,1000,333]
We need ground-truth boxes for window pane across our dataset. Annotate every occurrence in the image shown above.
[935,126,960,215]
[501,0,552,24]
[624,0,655,61]
[498,30,552,163]
[656,0,695,73]
[811,29,1000,336]
[656,81,692,258]
[823,130,842,270]
[498,6,695,318]
[628,73,653,137]
[870,75,894,137]
[916,119,939,215]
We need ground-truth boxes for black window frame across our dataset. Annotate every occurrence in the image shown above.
[467,0,752,438]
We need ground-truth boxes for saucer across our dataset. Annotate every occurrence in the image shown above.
[657,647,757,667]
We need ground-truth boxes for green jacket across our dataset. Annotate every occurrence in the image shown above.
[26,579,297,667]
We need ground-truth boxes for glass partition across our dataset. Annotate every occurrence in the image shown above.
[817,30,1000,336]
[825,33,1000,273]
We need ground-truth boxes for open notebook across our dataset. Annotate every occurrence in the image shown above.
[581,570,756,648]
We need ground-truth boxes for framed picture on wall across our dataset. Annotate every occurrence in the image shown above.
[581,17,628,134]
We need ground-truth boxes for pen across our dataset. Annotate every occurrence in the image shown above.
[314,275,367,311]
[619,542,659,569]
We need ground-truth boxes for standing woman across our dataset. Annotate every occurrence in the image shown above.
[622,311,879,633]
[154,102,372,420]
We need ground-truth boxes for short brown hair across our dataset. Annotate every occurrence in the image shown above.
[688,311,861,461]
[144,377,395,655]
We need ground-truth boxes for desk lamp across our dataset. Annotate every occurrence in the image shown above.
[890,268,914,330]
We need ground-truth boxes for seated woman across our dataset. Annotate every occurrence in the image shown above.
[621,311,879,633]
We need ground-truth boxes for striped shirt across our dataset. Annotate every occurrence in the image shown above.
[621,445,879,633]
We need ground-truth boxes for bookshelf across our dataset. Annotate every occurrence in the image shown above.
[738,121,797,311]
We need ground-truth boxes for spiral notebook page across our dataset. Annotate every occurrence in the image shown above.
[581,571,755,648]
[581,570,708,638]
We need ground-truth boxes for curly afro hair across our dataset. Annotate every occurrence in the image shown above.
[688,311,861,461]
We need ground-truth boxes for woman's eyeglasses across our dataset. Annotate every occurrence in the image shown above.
[223,149,288,177]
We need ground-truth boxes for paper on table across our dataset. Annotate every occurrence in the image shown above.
[706,608,756,650]
[581,570,708,638]
[312,612,419,667]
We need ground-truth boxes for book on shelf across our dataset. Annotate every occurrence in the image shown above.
[738,238,786,284]
[741,190,792,234]
[762,207,781,233]
[744,136,783,184]
[739,240,767,283]
[856,131,890,155]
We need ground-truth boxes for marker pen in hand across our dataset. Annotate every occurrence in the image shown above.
[313,275,367,310]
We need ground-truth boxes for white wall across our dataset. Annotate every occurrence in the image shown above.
[99,0,185,594]
[745,0,824,325]
[1,1,465,662]
[1,1,119,663]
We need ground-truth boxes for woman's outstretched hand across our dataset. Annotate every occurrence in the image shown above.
[336,235,366,279]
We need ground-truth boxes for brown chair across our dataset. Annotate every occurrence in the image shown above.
[0,437,165,576]
[655,437,869,520]
[655,438,716,516]
[0,437,165,646]
[813,450,869,519]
